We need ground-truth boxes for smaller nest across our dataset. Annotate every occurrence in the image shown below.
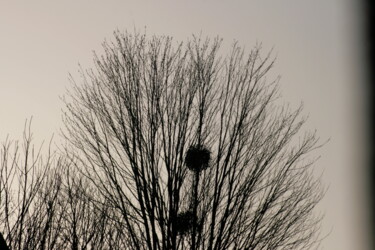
[185,145,211,172]
[174,211,196,235]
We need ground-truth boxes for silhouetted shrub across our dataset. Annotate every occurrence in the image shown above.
[185,145,211,172]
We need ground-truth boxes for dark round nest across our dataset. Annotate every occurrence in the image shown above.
[185,145,211,172]
[174,210,195,235]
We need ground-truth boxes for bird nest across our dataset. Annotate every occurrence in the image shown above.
[174,210,196,235]
[185,145,211,172]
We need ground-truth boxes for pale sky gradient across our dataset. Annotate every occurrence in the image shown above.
[0,1,370,249]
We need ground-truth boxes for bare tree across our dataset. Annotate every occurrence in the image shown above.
[0,121,58,250]
[62,31,325,249]
[0,120,111,250]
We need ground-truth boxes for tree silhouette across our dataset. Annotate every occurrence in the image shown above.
[0,121,110,249]
[61,31,325,249]
[0,121,59,250]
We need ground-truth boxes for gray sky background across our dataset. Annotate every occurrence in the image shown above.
[0,1,370,249]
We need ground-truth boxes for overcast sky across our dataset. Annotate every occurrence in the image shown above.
[0,1,370,249]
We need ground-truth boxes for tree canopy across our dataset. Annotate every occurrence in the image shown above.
[0,31,325,250]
